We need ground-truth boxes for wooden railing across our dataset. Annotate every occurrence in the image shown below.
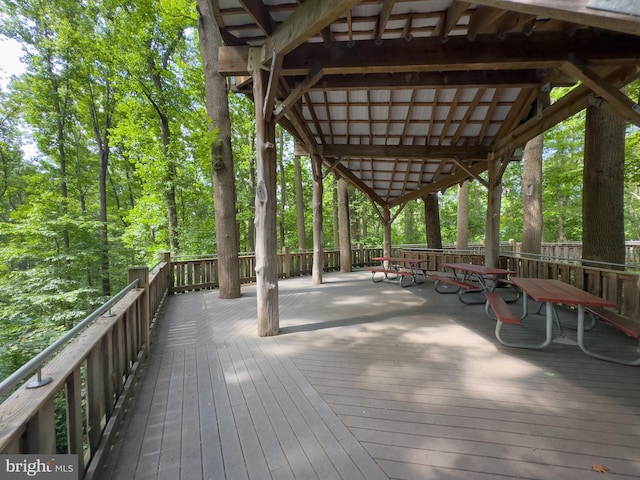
[171,246,384,293]
[2,246,639,478]
[0,259,172,478]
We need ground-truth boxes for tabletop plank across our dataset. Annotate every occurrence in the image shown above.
[510,278,615,308]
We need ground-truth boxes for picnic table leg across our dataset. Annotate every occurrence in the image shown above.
[576,306,640,366]
[494,299,554,349]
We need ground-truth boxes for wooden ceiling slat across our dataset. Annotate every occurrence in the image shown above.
[440,89,462,145]
[453,88,486,145]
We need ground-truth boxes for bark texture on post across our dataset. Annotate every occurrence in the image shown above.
[583,105,626,266]
[337,178,352,272]
[456,181,469,250]
[312,155,324,285]
[294,155,306,251]
[383,208,392,259]
[423,193,443,249]
[252,68,279,336]
[485,157,503,268]
[522,134,543,254]
[197,0,241,299]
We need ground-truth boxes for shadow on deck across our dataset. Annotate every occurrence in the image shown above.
[95,271,640,480]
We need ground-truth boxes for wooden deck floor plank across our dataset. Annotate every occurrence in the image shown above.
[242,336,364,480]
[331,402,640,449]
[216,343,272,480]
[307,377,637,416]
[157,349,185,480]
[245,337,365,480]
[340,413,640,462]
[205,343,249,480]
[131,351,176,478]
[265,339,389,480]
[312,382,640,422]
[356,429,640,477]
[294,361,640,398]
[321,393,640,437]
[94,273,640,480]
[179,348,202,479]
[195,345,225,480]
[224,339,296,478]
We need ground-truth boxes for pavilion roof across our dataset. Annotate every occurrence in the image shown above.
[216,0,640,207]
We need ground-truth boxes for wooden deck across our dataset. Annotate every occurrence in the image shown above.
[94,271,640,480]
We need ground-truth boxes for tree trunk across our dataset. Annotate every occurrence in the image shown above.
[294,155,306,251]
[332,184,339,249]
[248,131,256,252]
[251,68,279,335]
[383,208,392,258]
[485,156,503,267]
[337,178,351,272]
[522,134,543,254]
[456,181,469,250]
[278,128,286,250]
[583,105,626,266]
[196,0,241,298]
[423,193,442,249]
[312,155,324,284]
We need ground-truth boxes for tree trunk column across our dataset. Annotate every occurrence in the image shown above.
[252,68,279,336]
[312,154,324,285]
[485,156,503,268]
[383,207,392,260]
[338,178,352,272]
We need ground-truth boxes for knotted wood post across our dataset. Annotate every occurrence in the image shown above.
[253,66,279,336]
[312,154,324,285]
[485,154,503,268]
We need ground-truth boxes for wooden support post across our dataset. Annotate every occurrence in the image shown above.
[128,266,150,355]
[383,207,392,261]
[253,67,280,336]
[485,155,503,268]
[282,247,292,278]
[312,154,324,285]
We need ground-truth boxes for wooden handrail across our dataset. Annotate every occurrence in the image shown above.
[0,259,172,477]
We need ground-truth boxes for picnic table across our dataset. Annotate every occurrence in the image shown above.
[485,277,639,365]
[430,263,517,304]
[365,257,427,287]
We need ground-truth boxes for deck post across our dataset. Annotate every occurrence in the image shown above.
[312,153,324,285]
[252,66,279,336]
[128,266,150,355]
[282,246,292,278]
[485,154,503,268]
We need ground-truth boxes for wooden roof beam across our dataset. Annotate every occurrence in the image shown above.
[560,60,640,127]
[261,0,365,64]
[281,31,640,76]
[375,0,397,42]
[274,66,324,122]
[390,162,488,206]
[320,144,491,159]
[237,0,276,36]
[437,1,471,37]
[468,0,640,36]
[494,65,640,154]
